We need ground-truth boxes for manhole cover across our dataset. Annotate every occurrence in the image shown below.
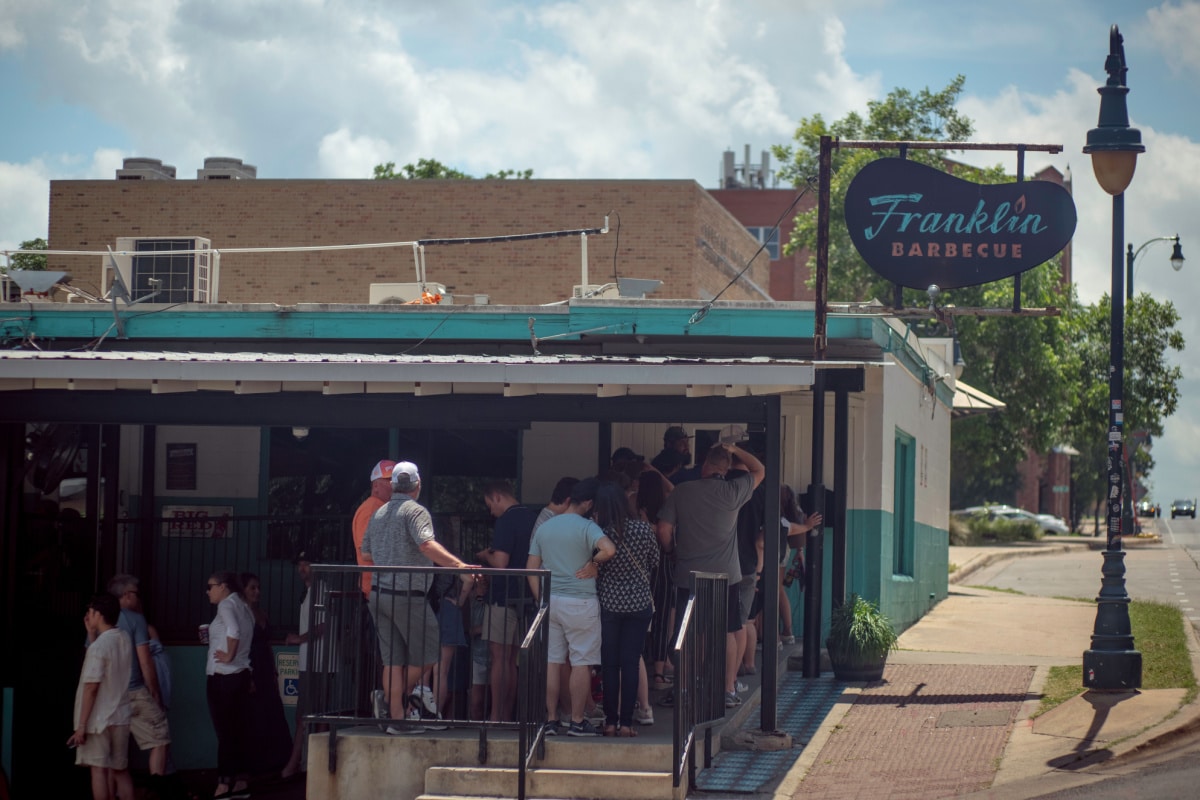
[936,709,1011,728]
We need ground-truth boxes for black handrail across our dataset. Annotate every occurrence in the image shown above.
[671,572,728,790]
[302,563,549,800]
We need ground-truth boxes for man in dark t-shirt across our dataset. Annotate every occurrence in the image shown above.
[476,480,538,722]
[657,443,764,708]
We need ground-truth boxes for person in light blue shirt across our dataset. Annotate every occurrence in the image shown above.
[526,477,616,736]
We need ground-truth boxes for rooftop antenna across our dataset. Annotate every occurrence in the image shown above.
[106,245,160,338]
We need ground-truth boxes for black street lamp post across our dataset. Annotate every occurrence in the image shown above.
[1126,235,1184,300]
[1082,24,1143,691]
[1123,235,1183,535]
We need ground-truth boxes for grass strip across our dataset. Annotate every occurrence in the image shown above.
[1037,599,1197,716]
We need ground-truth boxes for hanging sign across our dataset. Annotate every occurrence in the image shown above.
[844,158,1077,289]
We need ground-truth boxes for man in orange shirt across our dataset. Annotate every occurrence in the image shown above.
[353,460,395,597]
[355,460,395,724]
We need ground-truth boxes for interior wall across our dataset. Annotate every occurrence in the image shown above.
[519,422,599,504]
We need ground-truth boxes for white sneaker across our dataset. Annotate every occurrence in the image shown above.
[736,680,749,693]
[634,704,654,726]
[411,684,437,716]
[408,691,448,731]
[372,689,388,720]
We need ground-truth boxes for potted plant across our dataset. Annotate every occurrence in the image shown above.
[826,593,898,681]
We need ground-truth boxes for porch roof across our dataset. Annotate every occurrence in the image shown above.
[0,348,876,396]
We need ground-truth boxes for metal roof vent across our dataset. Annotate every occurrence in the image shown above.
[197,157,257,180]
[116,158,177,180]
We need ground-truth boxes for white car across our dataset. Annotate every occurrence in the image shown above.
[954,505,1068,535]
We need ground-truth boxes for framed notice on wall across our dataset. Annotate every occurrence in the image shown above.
[165,443,197,491]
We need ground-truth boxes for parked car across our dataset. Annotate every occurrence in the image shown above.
[1170,499,1197,519]
[1033,513,1070,535]
[951,505,1068,535]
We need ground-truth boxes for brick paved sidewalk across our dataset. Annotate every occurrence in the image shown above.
[790,664,1034,800]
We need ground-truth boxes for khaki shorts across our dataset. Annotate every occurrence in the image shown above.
[369,591,441,667]
[76,724,130,769]
[129,687,171,749]
[547,595,601,666]
[482,603,522,646]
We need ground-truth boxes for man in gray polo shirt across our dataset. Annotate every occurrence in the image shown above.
[656,443,764,708]
[361,461,473,733]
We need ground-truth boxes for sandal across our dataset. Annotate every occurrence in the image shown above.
[602,724,617,737]
[616,725,638,737]
[652,673,674,689]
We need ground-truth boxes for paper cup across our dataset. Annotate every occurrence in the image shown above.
[198,623,210,644]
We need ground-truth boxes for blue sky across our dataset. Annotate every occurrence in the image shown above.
[1,0,1198,506]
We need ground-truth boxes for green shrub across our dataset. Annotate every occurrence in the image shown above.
[964,513,1041,543]
[827,593,898,666]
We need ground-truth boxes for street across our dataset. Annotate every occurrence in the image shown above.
[960,520,1200,799]
[964,517,1200,630]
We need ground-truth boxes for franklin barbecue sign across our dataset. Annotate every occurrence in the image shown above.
[844,158,1077,289]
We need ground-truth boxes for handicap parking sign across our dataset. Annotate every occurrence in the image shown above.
[277,651,300,706]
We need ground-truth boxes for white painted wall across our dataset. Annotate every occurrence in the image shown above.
[520,422,599,504]
[156,426,261,498]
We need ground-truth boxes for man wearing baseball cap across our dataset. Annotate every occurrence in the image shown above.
[361,461,476,733]
[353,460,395,598]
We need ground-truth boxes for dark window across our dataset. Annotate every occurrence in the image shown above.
[746,226,780,260]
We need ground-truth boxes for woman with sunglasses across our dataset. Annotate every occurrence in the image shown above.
[204,571,255,799]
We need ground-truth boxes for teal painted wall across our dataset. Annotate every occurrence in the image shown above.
[839,508,948,634]
[164,644,298,770]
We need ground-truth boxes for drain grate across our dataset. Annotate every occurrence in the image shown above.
[936,709,1011,728]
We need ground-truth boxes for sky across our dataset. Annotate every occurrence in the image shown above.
[1,0,1199,507]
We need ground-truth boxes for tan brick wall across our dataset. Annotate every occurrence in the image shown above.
[48,179,766,306]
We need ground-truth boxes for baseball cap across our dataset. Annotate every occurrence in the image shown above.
[569,476,600,504]
[611,446,644,464]
[391,461,421,491]
[370,460,397,482]
[294,550,313,564]
[663,426,691,444]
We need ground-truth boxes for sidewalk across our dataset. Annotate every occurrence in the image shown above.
[761,534,1200,799]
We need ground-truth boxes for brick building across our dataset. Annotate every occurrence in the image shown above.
[48,167,771,306]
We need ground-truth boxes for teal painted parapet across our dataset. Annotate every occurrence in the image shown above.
[9,301,881,347]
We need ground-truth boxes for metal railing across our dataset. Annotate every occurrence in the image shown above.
[672,572,729,790]
[115,514,353,641]
[305,563,550,800]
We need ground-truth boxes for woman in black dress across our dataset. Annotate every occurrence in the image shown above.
[239,573,294,778]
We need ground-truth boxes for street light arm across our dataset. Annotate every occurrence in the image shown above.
[1126,235,1184,300]
[1130,235,1180,265]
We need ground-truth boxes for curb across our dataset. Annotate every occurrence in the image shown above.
[950,543,1082,586]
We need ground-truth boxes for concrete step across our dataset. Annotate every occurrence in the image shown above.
[424,765,675,800]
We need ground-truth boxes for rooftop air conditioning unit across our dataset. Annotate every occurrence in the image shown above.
[103,237,217,303]
[572,284,620,299]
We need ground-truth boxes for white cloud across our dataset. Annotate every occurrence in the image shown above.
[1145,1,1200,76]
[0,148,127,253]
[0,159,50,253]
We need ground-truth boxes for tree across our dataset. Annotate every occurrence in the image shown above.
[774,76,978,304]
[9,237,47,271]
[1064,294,1184,527]
[773,77,1077,507]
[373,158,532,180]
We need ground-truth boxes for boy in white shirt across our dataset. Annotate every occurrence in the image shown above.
[69,593,133,800]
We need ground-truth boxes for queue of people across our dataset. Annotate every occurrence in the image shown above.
[67,425,822,800]
[353,425,821,737]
